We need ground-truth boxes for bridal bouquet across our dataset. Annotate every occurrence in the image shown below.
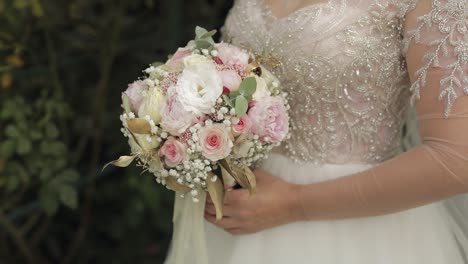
[106,27,290,219]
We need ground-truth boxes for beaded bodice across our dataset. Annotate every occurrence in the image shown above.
[222,0,468,164]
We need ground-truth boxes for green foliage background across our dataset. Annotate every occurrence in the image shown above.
[0,0,232,263]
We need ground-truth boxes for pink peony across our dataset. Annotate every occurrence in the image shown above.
[160,92,199,136]
[159,137,187,167]
[198,124,233,161]
[123,80,147,113]
[219,69,242,92]
[167,48,192,70]
[231,115,251,136]
[248,97,289,143]
[215,43,249,67]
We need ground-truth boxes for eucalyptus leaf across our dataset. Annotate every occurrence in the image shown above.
[194,39,213,50]
[229,90,240,98]
[235,96,248,117]
[195,26,208,39]
[239,77,257,96]
[223,95,234,108]
[200,30,217,40]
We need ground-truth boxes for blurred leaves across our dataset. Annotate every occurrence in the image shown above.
[0,0,233,263]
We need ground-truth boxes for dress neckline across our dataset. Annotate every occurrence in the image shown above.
[258,0,331,20]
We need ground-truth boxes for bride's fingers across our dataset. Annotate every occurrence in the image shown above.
[224,189,249,205]
[204,213,240,229]
[205,203,235,217]
[204,203,217,216]
[225,228,248,236]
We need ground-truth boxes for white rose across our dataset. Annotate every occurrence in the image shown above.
[252,76,271,100]
[175,62,223,115]
[183,54,210,67]
[138,86,166,123]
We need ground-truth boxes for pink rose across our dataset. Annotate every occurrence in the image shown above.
[123,80,147,113]
[160,92,199,136]
[219,69,242,92]
[248,97,289,143]
[215,43,249,67]
[167,48,192,70]
[160,137,187,167]
[231,115,251,136]
[198,124,234,161]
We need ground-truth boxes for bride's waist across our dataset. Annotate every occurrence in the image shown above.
[260,153,376,184]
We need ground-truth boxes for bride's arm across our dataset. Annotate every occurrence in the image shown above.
[295,0,468,221]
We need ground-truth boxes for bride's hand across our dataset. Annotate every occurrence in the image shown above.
[204,168,303,235]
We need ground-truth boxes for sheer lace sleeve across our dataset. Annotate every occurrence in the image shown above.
[296,0,468,221]
[404,0,468,117]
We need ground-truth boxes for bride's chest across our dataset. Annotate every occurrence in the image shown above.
[222,0,408,73]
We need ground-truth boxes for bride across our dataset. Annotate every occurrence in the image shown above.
[166,0,468,263]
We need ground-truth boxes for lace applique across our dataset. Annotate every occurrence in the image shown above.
[221,0,416,164]
[403,0,468,117]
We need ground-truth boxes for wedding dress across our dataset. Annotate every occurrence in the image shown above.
[165,0,468,263]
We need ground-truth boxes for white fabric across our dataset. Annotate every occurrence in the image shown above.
[203,154,465,263]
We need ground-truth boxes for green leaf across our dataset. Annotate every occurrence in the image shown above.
[0,140,16,158]
[40,188,59,215]
[195,26,208,39]
[239,77,257,96]
[45,123,59,139]
[5,125,19,138]
[194,39,213,50]
[59,169,79,183]
[59,185,78,209]
[229,90,240,98]
[235,96,248,117]
[200,30,217,40]
[223,95,234,107]
[30,129,43,140]
[31,0,44,17]
[17,139,31,154]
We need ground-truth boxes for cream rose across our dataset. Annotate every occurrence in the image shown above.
[198,124,233,161]
[138,86,165,124]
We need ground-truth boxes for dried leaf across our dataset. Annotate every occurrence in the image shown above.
[127,118,151,134]
[243,166,257,194]
[122,94,131,114]
[219,159,253,192]
[102,155,136,171]
[206,172,224,220]
[165,177,191,193]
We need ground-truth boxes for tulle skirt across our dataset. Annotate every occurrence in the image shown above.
[203,154,466,264]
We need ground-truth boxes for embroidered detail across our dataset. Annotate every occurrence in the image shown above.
[404,0,468,117]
